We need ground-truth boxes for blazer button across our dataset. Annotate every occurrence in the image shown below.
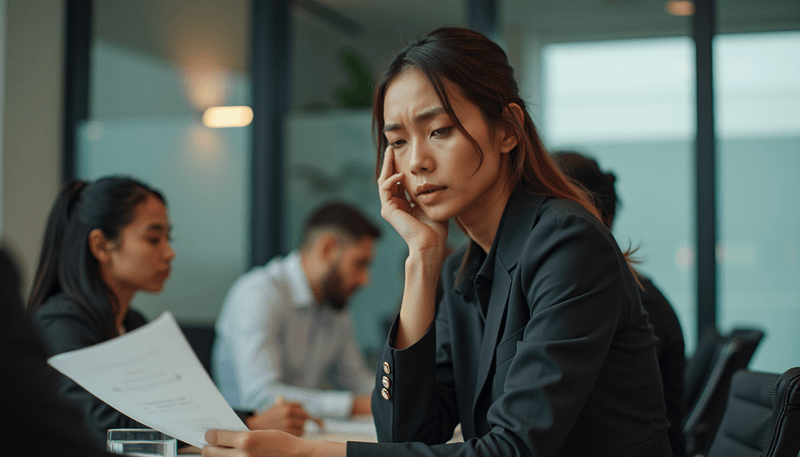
[382,376,391,389]
[381,388,390,400]
[382,361,391,374]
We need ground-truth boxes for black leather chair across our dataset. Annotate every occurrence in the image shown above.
[685,327,725,415]
[683,328,765,456]
[706,367,800,457]
[178,323,216,376]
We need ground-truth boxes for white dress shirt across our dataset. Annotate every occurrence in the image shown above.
[213,251,373,418]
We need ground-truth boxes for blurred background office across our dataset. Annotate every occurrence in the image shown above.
[1,0,798,374]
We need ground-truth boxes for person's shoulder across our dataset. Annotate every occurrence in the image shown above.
[32,293,88,322]
[527,197,611,245]
[231,254,293,288]
[518,196,622,275]
[30,294,105,354]
[639,275,684,333]
[539,197,602,225]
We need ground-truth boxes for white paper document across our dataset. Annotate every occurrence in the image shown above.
[48,312,248,448]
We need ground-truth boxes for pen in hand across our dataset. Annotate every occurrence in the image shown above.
[275,395,325,432]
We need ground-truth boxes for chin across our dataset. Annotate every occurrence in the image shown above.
[144,282,166,293]
[420,204,457,223]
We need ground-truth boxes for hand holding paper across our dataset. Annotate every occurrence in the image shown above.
[47,312,248,448]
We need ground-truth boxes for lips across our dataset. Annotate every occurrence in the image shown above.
[416,184,446,196]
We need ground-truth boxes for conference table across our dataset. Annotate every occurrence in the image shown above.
[181,416,463,455]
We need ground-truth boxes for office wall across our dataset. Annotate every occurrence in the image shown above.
[81,40,250,324]
[83,38,405,354]
[0,0,64,293]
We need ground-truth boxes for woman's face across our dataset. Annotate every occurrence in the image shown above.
[382,67,515,223]
[103,194,174,296]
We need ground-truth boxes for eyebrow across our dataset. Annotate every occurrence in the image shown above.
[144,223,170,232]
[383,106,447,133]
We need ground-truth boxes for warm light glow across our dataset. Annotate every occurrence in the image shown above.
[665,1,695,16]
[180,63,232,111]
[202,106,253,128]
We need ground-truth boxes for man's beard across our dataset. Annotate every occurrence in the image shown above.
[320,263,349,311]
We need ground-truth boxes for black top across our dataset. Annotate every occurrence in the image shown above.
[31,292,148,445]
[350,192,672,457]
[0,247,113,457]
[640,276,686,457]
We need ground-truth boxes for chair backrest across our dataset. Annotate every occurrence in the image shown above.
[706,367,800,457]
[179,323,216,376]
[685,327,725,413]
[684,328,765,456]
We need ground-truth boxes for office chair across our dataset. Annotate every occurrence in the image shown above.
[683,328,765,457]
[705,367,800,457]
[178,323,216,376]
[685,327,725,414]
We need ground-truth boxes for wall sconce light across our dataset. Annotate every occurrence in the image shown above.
[202,106,254,128]
[665,1,694,16]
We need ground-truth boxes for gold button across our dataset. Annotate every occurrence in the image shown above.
[382,376,391,389]
[381,388,390,400]
[382,361,391,374]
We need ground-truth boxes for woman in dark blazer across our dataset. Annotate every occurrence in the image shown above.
[202,27,672,457]
[28,176,317,447]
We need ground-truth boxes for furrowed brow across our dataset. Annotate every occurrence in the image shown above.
[383,106,447,133]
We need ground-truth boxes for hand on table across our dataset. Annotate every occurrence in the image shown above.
[202,429,345,457]
[245,398,323,437]
[350,394,372,416]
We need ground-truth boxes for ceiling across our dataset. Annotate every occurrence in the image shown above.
[94,0,800,73]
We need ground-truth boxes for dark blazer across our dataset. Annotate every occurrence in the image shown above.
[639,276,686,457]
[0,247,113,457]
[349,192,672,457]
[31,292,148,445]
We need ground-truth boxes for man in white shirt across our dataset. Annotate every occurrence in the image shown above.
[213,203,380,420]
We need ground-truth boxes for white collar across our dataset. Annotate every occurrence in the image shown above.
[284,250,316,309]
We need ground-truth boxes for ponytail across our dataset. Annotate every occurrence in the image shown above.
[27,180,88,315]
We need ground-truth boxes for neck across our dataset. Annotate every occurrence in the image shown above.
[100,268,134,331]
[457,171,514,254]
[113,288,133,330]
[300,250,324,302]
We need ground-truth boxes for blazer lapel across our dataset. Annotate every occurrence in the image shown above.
[471,191,546,430]
[472,260,512,423]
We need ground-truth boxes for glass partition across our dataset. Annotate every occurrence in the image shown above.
[715,31,800,372]
[78,0,251,324]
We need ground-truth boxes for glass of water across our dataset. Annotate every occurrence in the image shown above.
[107,428,177,457]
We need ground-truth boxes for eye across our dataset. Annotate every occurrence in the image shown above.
[431,127,452,138]
[387,138,406,148]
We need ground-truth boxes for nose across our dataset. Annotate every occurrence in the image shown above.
[408,140,434,175]
[164,242,176,262]
[359,269,371,288]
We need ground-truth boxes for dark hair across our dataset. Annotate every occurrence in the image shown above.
[371,27,600,220]
[27,176,166,339]
[552,151,619,229]
[301,202,381,248]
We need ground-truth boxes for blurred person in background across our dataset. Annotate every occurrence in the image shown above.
[26,176,315,447]
[213,202,380,421]
[1,243,114,457]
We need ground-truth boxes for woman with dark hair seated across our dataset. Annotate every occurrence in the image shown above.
[27,176,318,448]
[202,26,672,457]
